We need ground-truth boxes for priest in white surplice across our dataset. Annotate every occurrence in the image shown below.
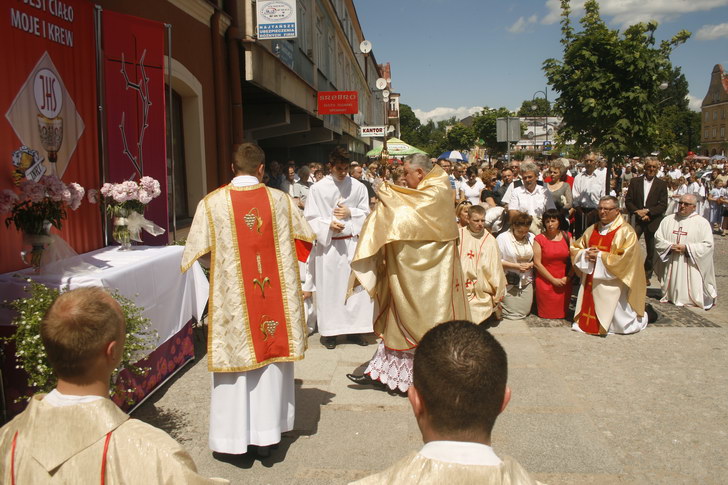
[655,194,717,310]
[181,143,315,457]
[304,146,374,349]
[570,196,648,336]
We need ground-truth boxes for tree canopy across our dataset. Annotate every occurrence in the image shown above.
[517,97,552,117]
[543,0,690,160]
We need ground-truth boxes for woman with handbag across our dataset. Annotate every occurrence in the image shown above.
[496,212,535,319]
[533,209,574,319]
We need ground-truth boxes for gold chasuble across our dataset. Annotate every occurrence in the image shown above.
[570,216,646,335]
[181,184,315,372]
[0,395,226,484]
[350,165,470,350]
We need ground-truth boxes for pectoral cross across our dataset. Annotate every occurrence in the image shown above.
[672,226,687,244]
[467,250,475,259]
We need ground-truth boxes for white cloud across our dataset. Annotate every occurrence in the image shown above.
[696,22,728,40]
[542,0,728,28]
[687,94,703,111]
[507,14,539,34]
[413,106,483,124]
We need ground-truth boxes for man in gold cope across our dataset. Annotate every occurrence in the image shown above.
[346,153,470,394]
[0,287,226,484]
[571,195,648,336]
[181,143,315,456]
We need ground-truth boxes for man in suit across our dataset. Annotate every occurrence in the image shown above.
[625,156,669,281]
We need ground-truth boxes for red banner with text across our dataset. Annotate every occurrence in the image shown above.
[318,91,358,115]
[102,10,168,245]
[0,0,102,273]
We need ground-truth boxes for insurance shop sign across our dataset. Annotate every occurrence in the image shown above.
[257,1,297,40]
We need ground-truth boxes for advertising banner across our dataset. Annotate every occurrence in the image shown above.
[0,0,101,273]
[257,0,297,40]
[360,126,386,137]
[318,91,358,115]
[102,10,168,245]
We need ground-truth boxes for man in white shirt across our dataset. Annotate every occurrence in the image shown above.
[351,320,541,484]
[594,158,608,179]
[668,164,683,180]
[508,161,556,233]
[572,153,605,238]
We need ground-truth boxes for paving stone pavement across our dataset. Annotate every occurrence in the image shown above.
[133,232,728,484]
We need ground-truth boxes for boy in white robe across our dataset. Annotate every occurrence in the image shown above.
[304,146,374,349]
[351,321,541,484]
[0,287,226,484]
[655,194,717,310]
[458,205,506,323]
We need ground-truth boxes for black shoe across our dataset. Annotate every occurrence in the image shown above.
[346,334,368,346]
[346,373,374,385]
[645,303,659,324]
[387,387,408,397]
[321,336,337,349]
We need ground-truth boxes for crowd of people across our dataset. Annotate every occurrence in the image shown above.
[1,143,721,484]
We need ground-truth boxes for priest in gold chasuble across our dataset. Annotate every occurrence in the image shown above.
[181,143,315,455]
[570,196,647,336]
[347,155,470,393]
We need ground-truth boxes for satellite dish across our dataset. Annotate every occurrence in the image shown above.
[359,40,372,54]
[382,89,390,99]
[375,78,387,90]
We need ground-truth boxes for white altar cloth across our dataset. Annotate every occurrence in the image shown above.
[0,245,209,350]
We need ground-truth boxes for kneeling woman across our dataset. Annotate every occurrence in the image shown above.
[496,212,535,319]
[533,209,574,319]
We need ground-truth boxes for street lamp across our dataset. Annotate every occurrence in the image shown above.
[531,89,549,152]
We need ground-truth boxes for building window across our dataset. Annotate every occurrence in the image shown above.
[298,0,310,55]
[165,88,189,224]
[714,110,719,120]
[705,129,710,139]
[722,126,726,138]
[705,111,710,121]
[713,127,717,138]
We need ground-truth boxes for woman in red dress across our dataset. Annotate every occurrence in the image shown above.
[533,209,573,319]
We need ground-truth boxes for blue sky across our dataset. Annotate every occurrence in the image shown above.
[353,0,728,123]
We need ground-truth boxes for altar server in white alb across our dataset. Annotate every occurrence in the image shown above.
[181,143,315,457]
[304,146,374,349]
[655,194,717,310]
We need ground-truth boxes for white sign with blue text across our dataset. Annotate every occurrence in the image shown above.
[257,1,297,40]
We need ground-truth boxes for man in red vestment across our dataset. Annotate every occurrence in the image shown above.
[181,143,315,457]
[570,196,648,336]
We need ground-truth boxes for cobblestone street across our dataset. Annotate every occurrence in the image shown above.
[134,232,728,484]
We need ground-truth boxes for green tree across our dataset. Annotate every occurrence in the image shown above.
[543,0,690,161]
[471,107,516,156]
[445,124,476,151]
[653,65,700,161]
[517,97,552,117]
[398,103,422,144]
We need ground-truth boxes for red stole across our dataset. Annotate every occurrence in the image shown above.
[230,186,291,363]
[577,227,618,335]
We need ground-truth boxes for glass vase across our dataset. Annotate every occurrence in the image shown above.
[21,220,53,272]
[112,207,133,250]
